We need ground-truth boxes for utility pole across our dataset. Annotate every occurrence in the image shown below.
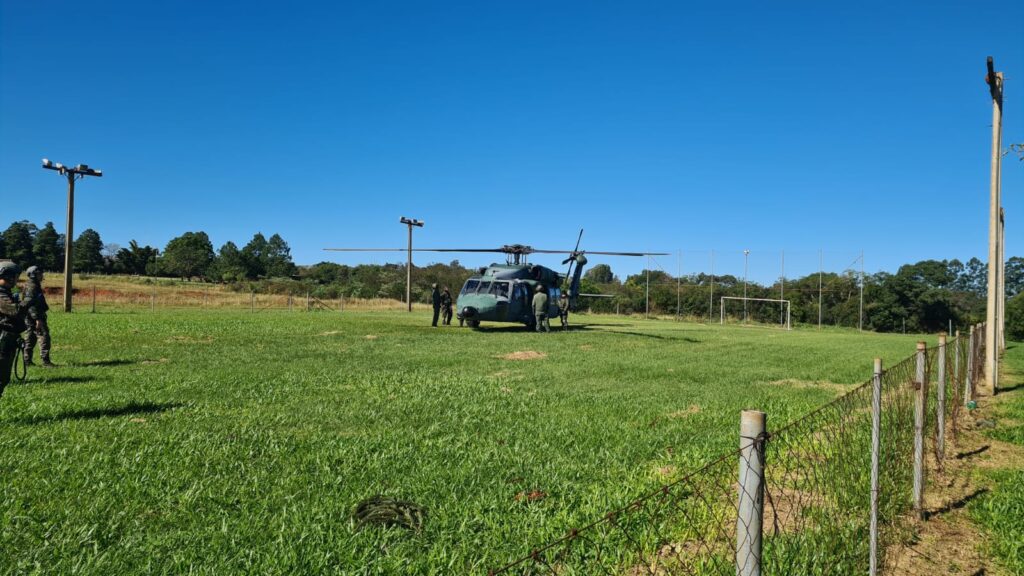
[985,57,1004,392]
[400,217,424,313]
[42,159,102,312]
[1000,208,1006,351]
[743,249,750,323]
[818,249,823,330]
[780,250,785,327]
[859,250,865,331]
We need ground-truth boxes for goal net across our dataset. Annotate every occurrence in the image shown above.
[720,297,791,330]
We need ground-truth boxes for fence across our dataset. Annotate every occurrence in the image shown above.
[487,324,987,576]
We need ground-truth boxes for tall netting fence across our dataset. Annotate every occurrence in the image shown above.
[489,328,988,575]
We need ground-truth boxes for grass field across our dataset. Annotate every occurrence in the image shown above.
[0,310,928,574]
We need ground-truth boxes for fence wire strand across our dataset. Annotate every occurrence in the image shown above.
[490,332,986,576]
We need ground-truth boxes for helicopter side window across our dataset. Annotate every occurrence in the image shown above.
[490,281,510,299]
[461,280,480,295]
[477,281,492,294]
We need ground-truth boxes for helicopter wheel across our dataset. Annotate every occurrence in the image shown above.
[468,320,480,329]
[458,318,465,327]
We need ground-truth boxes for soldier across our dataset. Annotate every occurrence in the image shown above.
[1,261,32,400]
[558,291,570,329]
[532,285,550,333]
[440,287,453,326]
[430,283,441,327]
[22,266,53,367]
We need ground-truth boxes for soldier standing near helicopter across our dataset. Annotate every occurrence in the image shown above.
[440,287,453,326]
[558,291,570,329]
[21,266,53,367]
[0,261,32,400]
[532,285,550,333]
[430,284,441,327]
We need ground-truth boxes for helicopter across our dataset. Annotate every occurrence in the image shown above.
[325,231,667,329]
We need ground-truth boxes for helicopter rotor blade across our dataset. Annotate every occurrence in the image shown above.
[324,247,511,253]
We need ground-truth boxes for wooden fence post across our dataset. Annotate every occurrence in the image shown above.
[736,410,766,576]
[91,286,96,313]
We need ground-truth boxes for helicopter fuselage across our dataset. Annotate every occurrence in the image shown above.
[455,264,564,328]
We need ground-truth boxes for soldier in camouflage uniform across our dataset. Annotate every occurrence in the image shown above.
[440,287,453,326]
[532,285,550,333]
[1,261,32,400]
[22,266,53,367]
[430,284,441,327]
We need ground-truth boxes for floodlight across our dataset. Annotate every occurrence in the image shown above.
[42,158,51,167]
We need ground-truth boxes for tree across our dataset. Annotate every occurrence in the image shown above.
[584,264,616,284]
[73,229,105,273]
[1005,257,1024,299]
[210,241,247,282]
[264,234,296,278]
[32,222,64,271]
[162,232,214,279]
[113,240,159,275]
[2,221,37,267]
[241,233,269,279]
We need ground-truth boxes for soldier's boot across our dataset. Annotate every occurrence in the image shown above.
[22,347,34,366]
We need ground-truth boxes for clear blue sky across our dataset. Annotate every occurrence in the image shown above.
[2,1,1022,283]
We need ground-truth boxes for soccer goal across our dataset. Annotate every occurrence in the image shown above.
[720,297,791,330]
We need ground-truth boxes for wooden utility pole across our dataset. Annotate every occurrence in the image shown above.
[400,217,424,312]
[985,57,1004,393]
[42,160,102,312]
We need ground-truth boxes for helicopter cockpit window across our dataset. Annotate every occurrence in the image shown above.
[489,281,510,299]
[477,281,492,294]
[461,280,480,295]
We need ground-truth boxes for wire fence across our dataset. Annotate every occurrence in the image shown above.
[488,326,987,576]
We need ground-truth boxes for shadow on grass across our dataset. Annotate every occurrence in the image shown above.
[12,401,183,425]
[955,445,990,459]
[997,381,1024,393]
[71,359,137,367]
[923,488,989,520]
[10,373,97,385]
[472,323,699,342]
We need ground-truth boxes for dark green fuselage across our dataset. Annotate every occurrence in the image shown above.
[456,264,563,327]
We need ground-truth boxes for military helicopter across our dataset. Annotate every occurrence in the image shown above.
[325,231,666,329]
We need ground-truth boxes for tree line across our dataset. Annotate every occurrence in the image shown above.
[4,219,1024,335]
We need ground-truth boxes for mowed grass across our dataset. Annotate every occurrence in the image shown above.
[0,310,927,574]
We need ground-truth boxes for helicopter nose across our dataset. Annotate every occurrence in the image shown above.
[461,306,477,318]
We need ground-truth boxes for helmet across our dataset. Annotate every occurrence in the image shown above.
[535,285,545,293]
[26,265,42,280]
[0,260,20,279]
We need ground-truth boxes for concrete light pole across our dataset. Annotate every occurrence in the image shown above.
[985,57,1004,393]
[743,249,750,323]
[400,217,424,312]
[41,159,102,312]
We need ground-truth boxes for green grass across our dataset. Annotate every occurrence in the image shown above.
[0,310,926,574]
[969,343,1024,575]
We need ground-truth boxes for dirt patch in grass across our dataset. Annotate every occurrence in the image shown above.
[499,351,547,361]
[166,335,214,344]
[883,390,1024,576]
[141,358,169,365]
[364,335,379,340]
[318,330,342,336]
[667,405,701,419]
[579,344,593,351]
[514,490,547,503]
[766,379,847,393]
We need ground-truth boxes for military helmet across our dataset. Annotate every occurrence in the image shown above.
[26,265,42,279]
[535,285,545,293]
[0,260,20,279]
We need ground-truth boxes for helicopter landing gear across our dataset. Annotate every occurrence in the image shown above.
[459,317,465,327]
[467,319,480,329]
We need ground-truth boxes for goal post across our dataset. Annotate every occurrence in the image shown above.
[720,296,791,330]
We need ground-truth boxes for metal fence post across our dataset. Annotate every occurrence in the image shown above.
[913,342,927,519]
[736,410,766,576]
[870,358,882,576]
[937,333,947,463]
